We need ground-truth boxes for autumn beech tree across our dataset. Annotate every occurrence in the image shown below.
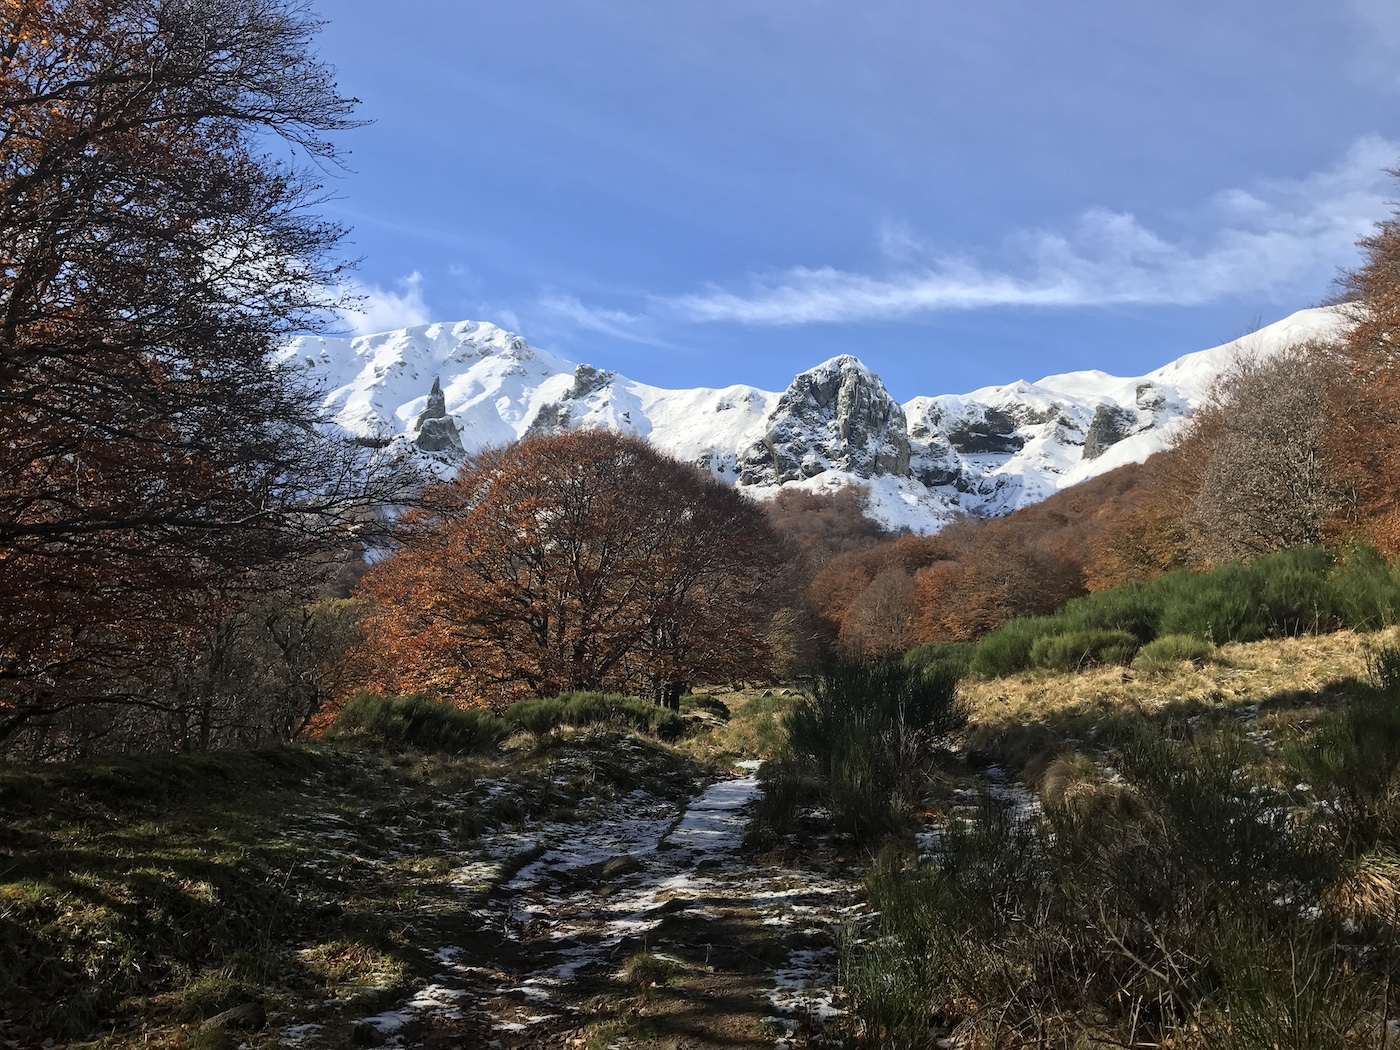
[1328,190,1400,556]
[0,0,412,751]
[354,431,783,710]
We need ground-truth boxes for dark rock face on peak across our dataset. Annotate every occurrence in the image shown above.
[566,363,615,400]
[526,364,619,437]
[525,401,571,436]
[413,377,465,455]
[1135,382,1167,412]
[738,356,911,486]
[943,406,1026,455]
[1082,403,1138,460]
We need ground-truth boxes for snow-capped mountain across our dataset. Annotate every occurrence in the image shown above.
[277,306,1349,533]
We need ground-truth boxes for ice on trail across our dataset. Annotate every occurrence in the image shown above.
[665,759,760,854]
[489,764,769,986]
[334,759,857,1047]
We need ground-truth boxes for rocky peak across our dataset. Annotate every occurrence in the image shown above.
[1082,403,1138,460]
[738,356,911,485]
[566,364,615,400]
[413,377,465,455]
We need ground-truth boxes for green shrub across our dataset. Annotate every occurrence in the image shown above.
[1156,565,1268,643]
[505,692,686,740]
[966,544,1400,678]
[970,618,1060,677]
[327,693,507,754]
[1055,579,1165,642]
[505,697,567,737]
[1029,629,1139,671]
[1373,642,1400,693]
[764,661,966,841]
[902,641,976,681]
[1133,633,1214,671]
[843,729,1355,1049]
[1257,545,1335,635]
[1286,643,1400,850]
[1328,543,1400,630]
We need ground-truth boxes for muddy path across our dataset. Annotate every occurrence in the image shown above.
[289,761,862,1049]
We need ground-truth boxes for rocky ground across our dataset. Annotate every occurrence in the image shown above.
[278,758,862,1050]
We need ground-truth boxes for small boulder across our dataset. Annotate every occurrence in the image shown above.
[200,1003,265,1032]
[351,1021,387,1047]
[602,854,643,879]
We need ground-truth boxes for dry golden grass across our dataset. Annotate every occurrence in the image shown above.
[1326,853,1400,930]
[957,629,1399,768]
[1037,752,1137,818]
[677,686,804,764]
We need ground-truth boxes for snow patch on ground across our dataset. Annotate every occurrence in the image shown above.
[330,759,857,1046]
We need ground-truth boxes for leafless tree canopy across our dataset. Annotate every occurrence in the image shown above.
[1185,341,1348,563]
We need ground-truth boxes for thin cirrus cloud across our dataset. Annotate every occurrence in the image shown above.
[668,136,1397,327]
[536,293,667,345]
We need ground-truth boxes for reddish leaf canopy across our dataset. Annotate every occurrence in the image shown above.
[0,0,401,745]
[353,431,784,709]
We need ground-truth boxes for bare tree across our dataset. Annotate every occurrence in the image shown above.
[837,565,917,660]
[1185,341,1347,563]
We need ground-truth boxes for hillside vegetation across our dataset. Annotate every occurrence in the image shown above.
[0,720,707,1047]
[748,630,1400,1048]
[790,194,1400,663]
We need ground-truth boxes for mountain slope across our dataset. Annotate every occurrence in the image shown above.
[277,307,1348,532]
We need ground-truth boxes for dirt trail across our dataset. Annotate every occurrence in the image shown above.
[294,762,861,1049]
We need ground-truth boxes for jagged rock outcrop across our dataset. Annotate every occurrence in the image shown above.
[413,377,465,455]
[526,401,571,436]
[738,356,911,485]
[942,405,1026,455]
[566,364,615,400]
[1083,404,1138,460]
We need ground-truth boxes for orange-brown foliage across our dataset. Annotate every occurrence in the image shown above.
[765,485,892,566]
[1331,198,1400,557]
[0,0,386,749]
[773,465,1196,654]
[912,517,1085,642]
[802,523,948,659]
[351,431,783,709]
[907,461,1195,643]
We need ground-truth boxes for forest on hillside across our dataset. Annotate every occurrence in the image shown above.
[799,228,1400,662]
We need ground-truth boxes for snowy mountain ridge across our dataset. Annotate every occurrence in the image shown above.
[277,306,1349,533]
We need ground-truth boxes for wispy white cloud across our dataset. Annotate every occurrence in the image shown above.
[876,219,928,264]
[671,136,1398,326]
[1348,0,1400,88]
[1351,0,1400,50]
[536,293,666,345]
[341,272,431,335]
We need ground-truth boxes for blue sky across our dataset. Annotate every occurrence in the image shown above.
[312,2,1400,401]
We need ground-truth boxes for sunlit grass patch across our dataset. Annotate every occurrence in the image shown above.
[299,939,412,991]
[683,687,804,763]
[956,629,1393,772]
[619,949,690,988]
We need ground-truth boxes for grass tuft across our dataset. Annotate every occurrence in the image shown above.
[327,692,508,754]
[506,692,686,740]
